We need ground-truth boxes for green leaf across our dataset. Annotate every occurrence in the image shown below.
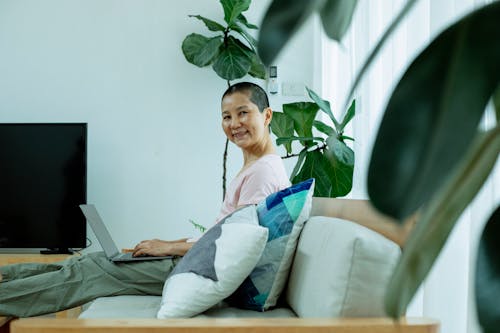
[339,99,356,131]
[368,2,500,220]
[237,13,258,29]
[494,85,500,122]
[182,34,222,67]
[340,135,354,142]
[220,0,251,25]
[282,102,319,142]
[231,24,258,52]
[248,52,266,79]
[306,86,340,130]
[291,138,354,198]
[475,205,500,333]
[313,120,335,136]
[276,136,324,147]
[343,0,418,111]
[319,0,359,41]
[270,112,295,154]
[385,126,500,318]
[212,36,252,80]
[188,15,226,32]
[292,150,334,197]
[290,148,307,180]
[257,0,323,65]
[189,219,207,233]
[325,136,354,196]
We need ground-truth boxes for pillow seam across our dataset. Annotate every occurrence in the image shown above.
[340,237,359,317]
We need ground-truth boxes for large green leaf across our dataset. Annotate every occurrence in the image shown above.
[212,36,252,80]
[325,136,354,196]
[188,15,226,32]
[248,52,266,79]
[282,102,319,142]
[292,150,334,197]
[231,23,258,51]
[270,112,294,154]
[368,2,500,220]
[306,86,340,130]
[319,0,359,41]
[339,99,356,131]
[313,120,335,136]
[290,148,307,180]
[494,86,500,121]
[237,13,258,30]
[257,0,323,65]
[385,126,500,318]
[476,205,500,333]
[182,34,222,67]
[220,0,251,25]
[292,140,354,198]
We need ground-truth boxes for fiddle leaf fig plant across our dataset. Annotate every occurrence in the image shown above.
[258,0,500,331]
[181,0,266,81]
[182,0,266,199]
[271,87,356,198]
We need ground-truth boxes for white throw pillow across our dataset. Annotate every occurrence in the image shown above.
[286,216,401,317]
[157,206,268,318]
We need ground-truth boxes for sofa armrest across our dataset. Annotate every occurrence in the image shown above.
[10,317,439,333]
[311,198,416,246]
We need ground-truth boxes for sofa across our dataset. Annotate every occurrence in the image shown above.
[7,215,439,332]
[79,215,401,319]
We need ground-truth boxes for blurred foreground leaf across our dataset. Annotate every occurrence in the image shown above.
[368,2,500,220]
[385,126,500,317]
[475,205,500,333]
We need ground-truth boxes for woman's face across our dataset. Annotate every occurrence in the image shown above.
[221,91,271,151]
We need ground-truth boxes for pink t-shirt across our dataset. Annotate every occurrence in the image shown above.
[215,154,291,223]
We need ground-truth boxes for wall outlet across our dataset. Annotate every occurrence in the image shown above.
[282,82,305,96]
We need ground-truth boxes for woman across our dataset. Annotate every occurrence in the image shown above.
[0,82,290,317]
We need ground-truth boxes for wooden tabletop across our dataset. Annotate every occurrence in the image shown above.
[10,317,440,333]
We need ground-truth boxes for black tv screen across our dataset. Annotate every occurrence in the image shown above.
[0,123,87,251]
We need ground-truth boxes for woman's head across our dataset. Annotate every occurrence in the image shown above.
[221,82,269,113]
[221,82,273,154]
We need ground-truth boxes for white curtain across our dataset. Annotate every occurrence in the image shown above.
[318,1,499,333]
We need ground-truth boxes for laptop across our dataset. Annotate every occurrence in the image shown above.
[79,204,173,262]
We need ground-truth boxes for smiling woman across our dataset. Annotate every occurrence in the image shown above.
[0,81,291,319]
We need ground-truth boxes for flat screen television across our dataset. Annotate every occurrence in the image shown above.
[0,123,87,253]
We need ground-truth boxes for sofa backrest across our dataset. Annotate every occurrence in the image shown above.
[286,216,401,318]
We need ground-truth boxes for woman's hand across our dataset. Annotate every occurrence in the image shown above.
[132,238,194,257]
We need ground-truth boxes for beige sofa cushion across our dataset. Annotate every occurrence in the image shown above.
[286,216,401,318]
[79,296,296,318]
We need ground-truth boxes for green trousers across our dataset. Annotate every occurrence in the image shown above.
[0,252,177,317]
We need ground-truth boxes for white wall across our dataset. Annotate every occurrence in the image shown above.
[0,0,315,252]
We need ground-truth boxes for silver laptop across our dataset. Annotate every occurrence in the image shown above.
[79,204,172,262]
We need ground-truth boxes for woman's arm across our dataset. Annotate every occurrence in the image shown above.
[132,239,194,257]
[311,197,417,246]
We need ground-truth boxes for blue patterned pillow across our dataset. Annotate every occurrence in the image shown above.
[226,178,315,311]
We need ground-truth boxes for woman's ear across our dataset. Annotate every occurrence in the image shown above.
[264,107,273,126]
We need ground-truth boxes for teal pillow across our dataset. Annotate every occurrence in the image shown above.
[226,178,315,311]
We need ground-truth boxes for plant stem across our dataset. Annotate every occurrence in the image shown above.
[281,142,327,159]
[222,79,231,200]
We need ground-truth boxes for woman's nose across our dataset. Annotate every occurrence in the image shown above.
[230,117,241,128]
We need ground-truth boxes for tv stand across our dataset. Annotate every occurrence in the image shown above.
[40,248,75,255]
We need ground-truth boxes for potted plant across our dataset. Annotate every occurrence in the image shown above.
[181,0,266,198]
[257,0,500,331]
[271,87,356,198]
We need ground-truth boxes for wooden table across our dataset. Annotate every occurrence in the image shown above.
[8,317,440,333]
